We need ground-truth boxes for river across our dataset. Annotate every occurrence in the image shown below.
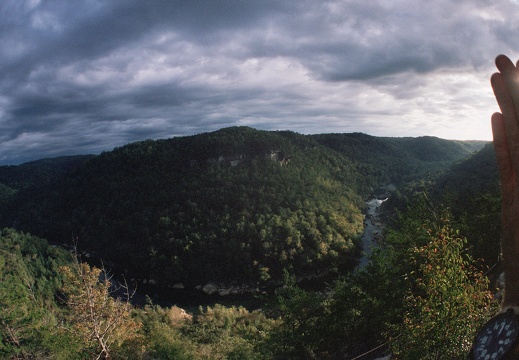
[358,196,387,269]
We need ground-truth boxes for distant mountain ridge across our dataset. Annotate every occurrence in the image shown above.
[0,127,488,286]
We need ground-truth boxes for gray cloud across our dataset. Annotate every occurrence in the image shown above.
[0,0,516,164]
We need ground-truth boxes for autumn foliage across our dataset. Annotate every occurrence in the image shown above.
[390,213,497,359]
[59,259,141,359]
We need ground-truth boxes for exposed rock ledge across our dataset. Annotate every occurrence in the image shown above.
[198,283,261,296]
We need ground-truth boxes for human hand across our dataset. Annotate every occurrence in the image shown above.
[491,54,519,309]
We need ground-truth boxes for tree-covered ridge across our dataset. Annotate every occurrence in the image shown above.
[0,156,93,190]
[0,198,497,359]
[430,143,501,265]
[434,143,499,200]
[311,132,486,191]
[0,127,486,287]
[0,127,502,359]
[0,155,93,209]
[1,128,366,286]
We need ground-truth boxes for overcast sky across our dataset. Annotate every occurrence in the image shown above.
[1,0,519,164]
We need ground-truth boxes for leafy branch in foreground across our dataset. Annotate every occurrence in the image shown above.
[59,256,141,359]
[389,214,498,359]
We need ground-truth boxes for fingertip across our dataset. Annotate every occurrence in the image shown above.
[496,54,515,72]
[491,112,504,130]
[491,72,507,97]
[492,111,503,120]
[496,54,511,64]
[491,72,502,84]
[491,112,507,140]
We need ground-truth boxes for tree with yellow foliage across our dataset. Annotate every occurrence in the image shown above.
[390,218,497,359]
[59,256,141,359]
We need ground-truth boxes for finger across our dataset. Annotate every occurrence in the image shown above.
[492,72,519,174]
[496,54,515,73]
[493,112,519,308]
[496,55,519,120]
[492,72,516,119]
[492,112,515,199]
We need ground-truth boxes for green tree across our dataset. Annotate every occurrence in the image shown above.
[266,272,325,359]
[0,228,79,359]
[181,304,276,360]
[390,220,498,359]
[0,251,43,358]
[266,268,397,359]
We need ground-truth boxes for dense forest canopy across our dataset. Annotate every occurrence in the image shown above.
[0,126,505,359]
[0,127,487,287]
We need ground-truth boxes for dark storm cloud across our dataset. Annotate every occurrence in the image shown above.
[271,1,507,81]
[0,0,517,164]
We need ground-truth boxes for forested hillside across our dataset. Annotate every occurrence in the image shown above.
[432,143,501,265]
[0,155,93,207]
[0,228,280,359]
[0,127,485,287]
[311,132,485,190]
[0,127,502,359]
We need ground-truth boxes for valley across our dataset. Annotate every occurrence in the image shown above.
[0,127,499,359]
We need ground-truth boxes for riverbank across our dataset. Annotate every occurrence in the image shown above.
[358,193,389,269]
